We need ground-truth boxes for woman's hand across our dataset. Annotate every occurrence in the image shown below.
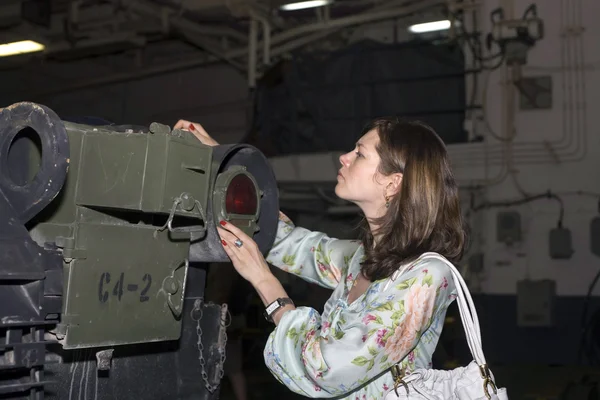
[217,220,273,286]
[173,119,219,146]
[218,218,295,325]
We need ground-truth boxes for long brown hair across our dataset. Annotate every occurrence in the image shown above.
[360,117,467,281]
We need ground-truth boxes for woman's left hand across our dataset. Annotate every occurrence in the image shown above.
[217,220,272,286]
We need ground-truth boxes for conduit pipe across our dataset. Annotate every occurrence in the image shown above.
[248,18,258,88]
[248,10,271,66]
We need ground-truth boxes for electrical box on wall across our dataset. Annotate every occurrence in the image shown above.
[496,211,521,244]
[518,76,552,110]
[549,227,574,259]
[517,279,556,327]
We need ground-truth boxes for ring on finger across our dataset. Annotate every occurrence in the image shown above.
[234,239,243,248]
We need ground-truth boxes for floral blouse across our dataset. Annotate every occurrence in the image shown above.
[264,214,458,400]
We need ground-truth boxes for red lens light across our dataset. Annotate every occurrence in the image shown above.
[225,174,258,215]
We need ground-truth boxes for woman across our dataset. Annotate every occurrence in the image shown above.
[174,117,466,399]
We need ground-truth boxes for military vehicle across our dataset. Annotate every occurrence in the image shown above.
[0,101,279,399]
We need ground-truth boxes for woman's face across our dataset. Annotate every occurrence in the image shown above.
[335,129,391,212]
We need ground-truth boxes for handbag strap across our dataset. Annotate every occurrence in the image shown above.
[417,252,487,366]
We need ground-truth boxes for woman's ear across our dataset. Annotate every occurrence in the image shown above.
[389,173,403,195]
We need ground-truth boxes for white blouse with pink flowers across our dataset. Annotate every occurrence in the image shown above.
[263,214,458,400]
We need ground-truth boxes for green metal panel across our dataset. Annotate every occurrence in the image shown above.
[60,223,190,349]
[75,126,211,219]
[76,132,148,209]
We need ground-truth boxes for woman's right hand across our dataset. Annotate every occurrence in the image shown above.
[173,119,219,147]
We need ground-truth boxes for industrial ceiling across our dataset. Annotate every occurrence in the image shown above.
[0,0,456,86]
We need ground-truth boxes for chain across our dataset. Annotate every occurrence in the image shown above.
[192,298,231,393]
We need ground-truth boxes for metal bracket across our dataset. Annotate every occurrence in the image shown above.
[163,259,189,319]
[156,193,206,237]
[55,236,87,260]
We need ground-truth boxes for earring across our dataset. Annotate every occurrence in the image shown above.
[384,183,392,208]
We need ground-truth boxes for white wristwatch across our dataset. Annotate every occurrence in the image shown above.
[263,297,294,322]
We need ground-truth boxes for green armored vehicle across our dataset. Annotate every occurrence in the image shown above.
[0,102,279,399]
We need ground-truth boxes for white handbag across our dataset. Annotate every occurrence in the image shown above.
[384,253,508,400]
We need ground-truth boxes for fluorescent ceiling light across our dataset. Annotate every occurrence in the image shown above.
[408,19,451,33]
[0,40,45,57]
[280,0,333,11]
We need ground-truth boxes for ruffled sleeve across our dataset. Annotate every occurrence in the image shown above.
[266,212,362,290]
[263,257,457,398]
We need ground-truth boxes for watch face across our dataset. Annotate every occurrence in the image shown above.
[265,300,281,315]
